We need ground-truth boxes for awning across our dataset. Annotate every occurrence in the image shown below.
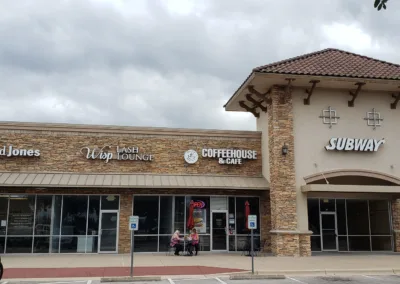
[0,172,269,190]
[301,184,400,194]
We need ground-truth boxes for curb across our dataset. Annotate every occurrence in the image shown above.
[241,268,400,276]
[230,274,285,280]
[100,276,162,282]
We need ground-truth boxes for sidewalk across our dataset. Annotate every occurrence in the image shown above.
[2,252,400,280]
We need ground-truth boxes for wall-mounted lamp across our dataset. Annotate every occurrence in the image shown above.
[282,143,288,155]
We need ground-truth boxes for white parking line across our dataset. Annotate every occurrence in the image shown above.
[215,277,227,284]
[362,275,379,279]
[87,281,92,284]
[287,277,308,284]
[168,278,175,284]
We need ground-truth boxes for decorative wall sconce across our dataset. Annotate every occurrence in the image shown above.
[282,143,288,155]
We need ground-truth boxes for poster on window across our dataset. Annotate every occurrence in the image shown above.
[193,208,207,233]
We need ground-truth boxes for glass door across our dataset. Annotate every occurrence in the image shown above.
[320,212,338,251]
[211,211,228,251]
[99,210,119,253]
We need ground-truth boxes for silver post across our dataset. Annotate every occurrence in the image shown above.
[251,229,254,274]
[130,230,134,277]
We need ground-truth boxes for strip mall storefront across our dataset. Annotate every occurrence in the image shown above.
[0,123,269,254]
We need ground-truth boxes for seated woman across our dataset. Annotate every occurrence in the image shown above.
[189,228,200,256]
[170,230,183,255]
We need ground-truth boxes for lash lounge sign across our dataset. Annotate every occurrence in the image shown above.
[325,138,385,152]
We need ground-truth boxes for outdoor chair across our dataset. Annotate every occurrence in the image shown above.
[165,243,175,256]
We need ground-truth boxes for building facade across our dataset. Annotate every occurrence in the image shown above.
[0,124,269,254]
[1,48,400,257]
[224,48,400,256]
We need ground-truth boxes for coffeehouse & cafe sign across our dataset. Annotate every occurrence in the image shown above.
[202,148,257,165]
[81,146,153,163]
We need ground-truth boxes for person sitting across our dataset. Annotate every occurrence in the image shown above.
[189,228,200,256]
[170,230,183,256]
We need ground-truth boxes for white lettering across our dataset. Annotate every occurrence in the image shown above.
[325,138,385,152]
[0,145,41,158]
[82,145,153,163]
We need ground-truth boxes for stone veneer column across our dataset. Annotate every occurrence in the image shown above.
[392,199,400,252]
[267,85,311,257]
[118,193,133,253]
[260,191,271,252]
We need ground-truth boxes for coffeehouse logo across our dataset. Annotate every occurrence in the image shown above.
[80,146,153,163]
[0,145,40,157]
[184,148,257,165]
[325,138,385,152]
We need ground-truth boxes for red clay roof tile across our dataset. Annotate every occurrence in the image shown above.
[253,48,400,80]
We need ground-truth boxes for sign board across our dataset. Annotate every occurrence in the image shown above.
[129,216,139,231]
[247,215,257,230]
[325,138,385,152]
[0,145,40,157]
[81,146,153,163]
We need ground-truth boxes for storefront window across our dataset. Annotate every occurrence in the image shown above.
[308,198,393,252]
[235,197,260,235]
[61,196,88,236]
[133,196,159,235]
[174,196,185,233]
[186,196,210,235]
[101,195,119,210]
[159,196,173,235]
[1,194,119,254]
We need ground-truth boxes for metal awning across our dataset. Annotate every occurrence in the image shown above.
[0,172,269,190]
[301,184,400,193]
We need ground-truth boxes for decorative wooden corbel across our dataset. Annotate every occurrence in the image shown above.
[348,82,365,107]
[239,101,259,118]
[391,91,400,109]
[245,94,268,112]
[247,85,272,104]
[303,80,320,105]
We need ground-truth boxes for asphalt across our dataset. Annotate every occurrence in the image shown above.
[2,275,400,284]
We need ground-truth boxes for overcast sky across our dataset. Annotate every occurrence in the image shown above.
[0,0,399,131]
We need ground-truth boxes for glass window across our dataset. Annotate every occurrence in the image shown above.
[347,200,369,235]
[236,197,260,234]
[88,196,100,236]
[52,195,62,235]
[371,236,392,251]
[101,195,119,210]
[33,237,50,253]
[61,196,88,235]
[35,195,53,235]
[6,236,33,253]
[134,236,158,252]
[310,236,321,251]
[159,196,173,235]
[336,199,347,235]
[60,236,87,253]
[348,236,370,251]
[307,199,320,235]
[338,236,348,251]
[133,196,159,235]
[174,196,185,233]
[0,236,5,254]
[369,200,390,235]
[7,195,35,235]
[186,196,210,234]
[320,199,335,212]
[86,236,98,253]
[51,236,60,253]
[0,195,8,236]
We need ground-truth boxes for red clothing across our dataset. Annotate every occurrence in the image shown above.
[191,233,199,245]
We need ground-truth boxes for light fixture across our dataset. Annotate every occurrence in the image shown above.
[282,143,288,155]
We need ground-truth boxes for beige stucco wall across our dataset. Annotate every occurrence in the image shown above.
[256,111,270,181]
[291,87,400,230]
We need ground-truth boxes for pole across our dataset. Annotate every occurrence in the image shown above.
[130,230,134,277]
[251,229,254,274]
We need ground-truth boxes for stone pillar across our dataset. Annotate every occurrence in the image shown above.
[260,191,271,252]
[392,199,400,252]
[267,84,311,257]
[118,193,133,253]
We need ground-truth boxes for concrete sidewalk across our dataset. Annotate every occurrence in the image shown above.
[1,253,400,279]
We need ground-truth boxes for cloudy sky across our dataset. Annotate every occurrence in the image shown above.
[0,0,398,131]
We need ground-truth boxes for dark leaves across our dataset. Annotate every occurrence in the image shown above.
[374,0,389,10]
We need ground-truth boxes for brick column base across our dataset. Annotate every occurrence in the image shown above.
[118,194,133,253]
[392,199,400,252]
[271,232,312,257]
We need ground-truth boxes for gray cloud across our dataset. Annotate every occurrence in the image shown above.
[0,0,397,131]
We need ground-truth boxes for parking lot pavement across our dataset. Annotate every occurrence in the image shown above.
[2,275,400,284]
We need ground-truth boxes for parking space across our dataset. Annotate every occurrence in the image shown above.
[1,275,400,284]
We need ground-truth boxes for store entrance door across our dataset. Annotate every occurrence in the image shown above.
[211,210,228,251]
[320,212,338,251]
[99,210,119,253]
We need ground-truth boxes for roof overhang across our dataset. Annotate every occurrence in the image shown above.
[0,172,269,191]
[301,184,400,194]
[224,72,400,112]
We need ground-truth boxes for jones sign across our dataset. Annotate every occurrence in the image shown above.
[325,138,385,152]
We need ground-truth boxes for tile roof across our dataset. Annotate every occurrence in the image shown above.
[253,48,400,80]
